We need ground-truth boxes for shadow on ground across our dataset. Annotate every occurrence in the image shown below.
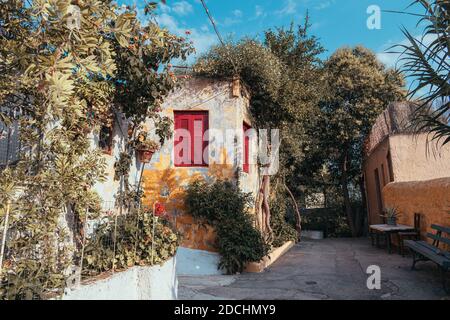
[178,238,449,300]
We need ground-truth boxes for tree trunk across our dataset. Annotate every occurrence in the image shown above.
[340,151,356,237]
[357,175,368,236]
[284,183,301,240]
[261,175,273,243]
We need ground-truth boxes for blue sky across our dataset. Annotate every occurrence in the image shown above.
[119,0,424,68]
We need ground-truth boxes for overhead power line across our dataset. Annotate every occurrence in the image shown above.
[199,0,239,77]
[199,0,225,46]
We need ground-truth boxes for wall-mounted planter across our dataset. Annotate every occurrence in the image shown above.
[137,149,154,163]
[61,257,177,300]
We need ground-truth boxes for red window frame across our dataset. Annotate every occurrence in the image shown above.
[243,122,251,173]
[174,111,209,167]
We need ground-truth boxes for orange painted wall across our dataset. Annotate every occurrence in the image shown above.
[363,138,391,225]
[383,178,450,249]
[364,133,450,225]
[142,154,236,252]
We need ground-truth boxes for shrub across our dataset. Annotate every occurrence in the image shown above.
[185,179,269,274]
[82,208,179,276]
[270,200,299,248]
[302,208,352,238]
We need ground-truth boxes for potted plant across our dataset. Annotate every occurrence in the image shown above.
[381,207,401,226]
[135,134,160,163]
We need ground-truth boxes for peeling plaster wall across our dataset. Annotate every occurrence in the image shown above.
[142,78,259,252]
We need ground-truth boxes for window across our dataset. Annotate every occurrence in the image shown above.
[0,120,20,166]
[386,151,394,182]
[243,122,251,173]
[174,111,208,167]
[99,125,113,155]
[374,168,383,216]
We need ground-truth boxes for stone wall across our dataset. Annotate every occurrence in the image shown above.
[383,178,450,248]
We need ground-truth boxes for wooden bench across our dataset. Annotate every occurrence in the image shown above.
[404,224,450,293]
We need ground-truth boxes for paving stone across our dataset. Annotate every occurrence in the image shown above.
[178,238,448,300]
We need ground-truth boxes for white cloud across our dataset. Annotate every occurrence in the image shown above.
[233,9,243,18]
[255,5,264,17]
[276,0,298,16]
[155,13,218,64]
[172,1,193,16]
[314,0,335,10]
[377,33,437,69]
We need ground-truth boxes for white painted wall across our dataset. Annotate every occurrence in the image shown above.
[89,113,145,208]
[62,257,177,300]
[175,247,224,276]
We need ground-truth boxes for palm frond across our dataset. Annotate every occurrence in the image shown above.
[393,0,450,145]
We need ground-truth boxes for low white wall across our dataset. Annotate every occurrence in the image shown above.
[175,247,224,276]
[62,257,177,300]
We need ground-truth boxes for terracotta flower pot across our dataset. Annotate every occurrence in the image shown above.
[137,149,154,163]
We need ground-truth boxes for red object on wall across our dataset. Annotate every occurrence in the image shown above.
[243,122,251,173]
[174,111,209,167]
[154,202,166,217]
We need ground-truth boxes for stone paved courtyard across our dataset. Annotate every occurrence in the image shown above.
[178,238,449,300]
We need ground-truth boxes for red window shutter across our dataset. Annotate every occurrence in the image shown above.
[174,111,208,167]
[174,114,191,166]
[243,122,250,173]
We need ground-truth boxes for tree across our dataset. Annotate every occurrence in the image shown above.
[0,0,192,299]
[194,19,325,245]
[394,0,449,145]
[319,46,405,236]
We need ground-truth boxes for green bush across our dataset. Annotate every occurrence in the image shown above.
[302,208,352,238]
[82,208,179,276]
[185,179,269,274]
[270,200,299,248]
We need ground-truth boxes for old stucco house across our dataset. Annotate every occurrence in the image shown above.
[0,77,260,277]
[363,102,450,235]
[142,77,260,274]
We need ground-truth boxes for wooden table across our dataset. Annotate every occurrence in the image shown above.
[369,224,415,254]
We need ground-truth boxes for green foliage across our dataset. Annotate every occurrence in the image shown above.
[185,180,269,274]
[194,20,326,243]
[318,46,405,236]
[302,208,352,238]
[0,0,191,299]
[270,202,298,248]
[393,0,449,145]
[82,209,179,276]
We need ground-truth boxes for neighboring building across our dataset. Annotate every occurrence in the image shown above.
[363,102,450,226]
[142,77,260,274]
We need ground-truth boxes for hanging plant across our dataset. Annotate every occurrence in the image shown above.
[133,131,160,163]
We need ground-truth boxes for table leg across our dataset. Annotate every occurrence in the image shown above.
[387,232,392,254]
